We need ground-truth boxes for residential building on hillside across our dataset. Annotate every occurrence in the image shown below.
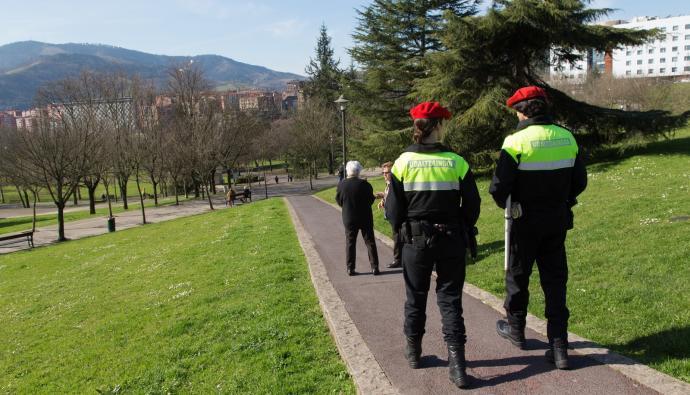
[549,15,690,81]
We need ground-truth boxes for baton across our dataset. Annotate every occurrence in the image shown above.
[504,195,512,271]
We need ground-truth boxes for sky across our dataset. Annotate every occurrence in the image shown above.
[0,0,688,75]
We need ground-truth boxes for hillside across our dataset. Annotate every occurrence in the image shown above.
[0,41,304,109]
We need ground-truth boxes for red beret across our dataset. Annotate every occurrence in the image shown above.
[409,101,452,120]
[506,86,547,108]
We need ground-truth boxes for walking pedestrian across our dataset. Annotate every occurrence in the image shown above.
[385,102,481,389]
[489,86,587,370]
[336,160,380,276]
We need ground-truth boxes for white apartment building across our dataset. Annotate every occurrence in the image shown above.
[612,15,690,78]
[549,14,690,80]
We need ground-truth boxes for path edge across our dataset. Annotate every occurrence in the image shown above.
[313,194,690,395]
[284,197,399,395]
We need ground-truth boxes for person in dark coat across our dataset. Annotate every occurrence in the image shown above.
[336,160,380,276]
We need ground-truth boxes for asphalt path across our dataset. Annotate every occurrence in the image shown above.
[287,195,658,394]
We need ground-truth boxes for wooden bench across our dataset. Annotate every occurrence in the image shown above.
[0,230,34,248]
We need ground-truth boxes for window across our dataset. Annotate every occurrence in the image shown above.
[685,56,690,61]
[686,24,690,29]
[672,35,679,41]
[626,60,631,66]
[660,27,667,32]
[637,69,643,74]
[685,66,690,72]
[648,59,654,64]
[672,57,677,62]
[626,50,632,56]
[686,35,690,40]
[648,69,654,74]
[648,48,655,54]
[672,46,678,52]
[660,34,667,40]
[626,70,631,75]
[660,58,666,63]
[660,47,667,53]
[637,59,643,65]
[672,67,677,73]
[685,45,690,50]
[637,49,643,55]
[660,68,666,73]
[672,25,679,31]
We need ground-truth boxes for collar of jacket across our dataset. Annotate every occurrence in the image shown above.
[516,115,554,131]
[403,142,453,153]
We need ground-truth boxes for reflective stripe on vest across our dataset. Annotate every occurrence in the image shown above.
[392,151,469,189]
[502,124,578,171]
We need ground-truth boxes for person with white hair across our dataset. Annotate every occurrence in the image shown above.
[335,160,380,276]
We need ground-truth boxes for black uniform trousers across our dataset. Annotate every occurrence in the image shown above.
[345,224,379,271]
[505,218,570,345]
[403,231,466,346]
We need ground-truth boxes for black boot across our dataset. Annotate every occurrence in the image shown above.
[448,344,470,389]
[404,337,422,369]
[496,320,526,349]
[546,340,569,370]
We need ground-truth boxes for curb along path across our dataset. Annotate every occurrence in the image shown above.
[286,194,687,394]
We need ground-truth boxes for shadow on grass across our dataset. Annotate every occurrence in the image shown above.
[475,240,505,261]
[616,325,690,365]
[587,135,690,173]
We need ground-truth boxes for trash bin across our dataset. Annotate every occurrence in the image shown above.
[107,216,116,232]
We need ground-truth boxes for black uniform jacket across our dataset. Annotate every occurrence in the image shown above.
[489,116,588,228]
[336,176,376,229]
[385,143,481,230]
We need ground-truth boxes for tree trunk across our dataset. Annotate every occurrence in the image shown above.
[205,184,214,210]
[114,181,118,203]
[309,170,313,190]
[313,160,318,179]
[183,179,189,199]
[119,177,128,209]
[16,186,27,208]
[152,181,159,205]
[135,173,147,224]
[87,185,97,214]
[104,179,113,218]
[57,202,66,241]
[174,182,179,205]
[226,167,233,188]
[0,184,4,203]
[31,191,37,233]
[72,188,78,206]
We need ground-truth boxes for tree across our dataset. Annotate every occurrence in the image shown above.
[289,101,335,190]
[349,0,479,130]
[413,0,689,159]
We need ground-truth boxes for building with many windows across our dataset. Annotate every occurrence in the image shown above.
[549,15,690,81]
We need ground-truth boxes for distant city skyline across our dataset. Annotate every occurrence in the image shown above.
[0,0,688,75]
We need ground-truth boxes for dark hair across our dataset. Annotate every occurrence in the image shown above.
[512,98,549,118]
[412,118,441,143]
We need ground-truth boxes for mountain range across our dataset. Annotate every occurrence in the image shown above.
[0,41,304,110]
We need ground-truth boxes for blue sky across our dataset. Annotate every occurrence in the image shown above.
[0,0,688,75]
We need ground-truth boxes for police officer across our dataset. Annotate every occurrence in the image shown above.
[385,102,480,389]
[489,86,587,369]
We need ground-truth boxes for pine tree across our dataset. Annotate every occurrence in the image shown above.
[304,23,342,104]
[349,0,480,131]
[413,0,689,158]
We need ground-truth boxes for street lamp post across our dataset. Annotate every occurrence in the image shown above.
[334,95,349,167]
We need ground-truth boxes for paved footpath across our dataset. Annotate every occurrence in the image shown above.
[286,195,684,394]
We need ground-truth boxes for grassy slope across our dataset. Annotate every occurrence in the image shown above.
[0,199,354,393]
[316,130,690,383]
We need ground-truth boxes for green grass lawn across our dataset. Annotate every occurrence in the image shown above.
[316,130,690,383]
[0,196,194,236]
[0,199,354,393]
[1,178,158,205]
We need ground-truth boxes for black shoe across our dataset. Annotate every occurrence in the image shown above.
[546,345,570,370]
[496,320,526,349]
[347,268,357,276]
[386,261,402,268]
[404,337,422,369]
[372,267,380,275]
[448,344,470,389]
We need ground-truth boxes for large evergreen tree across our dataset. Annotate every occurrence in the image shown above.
[413,0,689,159]
[304,23,342,104]
[349,0,480,131]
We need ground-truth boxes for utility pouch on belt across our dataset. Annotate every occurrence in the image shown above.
[410,221,427,249]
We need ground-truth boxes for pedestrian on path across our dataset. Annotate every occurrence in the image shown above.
[335,160,380,276]
[375,161,402,268]
[489,86,587,370]
[385,101,481,389]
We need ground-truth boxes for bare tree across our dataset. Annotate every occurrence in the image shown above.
[289,100,335,190]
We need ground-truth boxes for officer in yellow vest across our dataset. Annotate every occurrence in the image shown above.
[489,86,587,370]
[385,102,481,389]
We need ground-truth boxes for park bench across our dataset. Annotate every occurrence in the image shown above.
[0,230,34,248]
